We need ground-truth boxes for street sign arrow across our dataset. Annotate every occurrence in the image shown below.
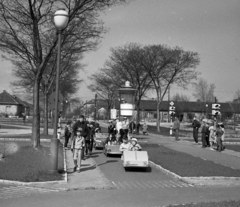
[169,101,174,106]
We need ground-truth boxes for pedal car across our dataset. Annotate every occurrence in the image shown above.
[122,150,149,170]
[94,133,108,149]
[104,141,122,156]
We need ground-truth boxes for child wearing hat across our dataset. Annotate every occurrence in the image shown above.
[71,128,85,172]
[130,138,142,151]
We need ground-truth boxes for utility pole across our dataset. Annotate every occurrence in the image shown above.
[168,86,170,122]
[94,94,97,121]
[85,101,88,118]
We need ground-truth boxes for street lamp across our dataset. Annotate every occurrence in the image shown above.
[50,9,69,172]
[94,94,97,121]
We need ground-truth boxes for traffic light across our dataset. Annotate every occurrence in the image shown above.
[212,104,221,110]
[169,106,175,111]
[212,103,221,116]
[212,110,221,116]
[169,111,175,116]
[169,101,175,117]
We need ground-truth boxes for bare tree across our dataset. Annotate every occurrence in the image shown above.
[99,43,153,123]
[193,78,215,102]
[172,93,190,102]
[88,72,118,119]
[141,45,199,131]
[233,89,240,103]
[0,0,126,148]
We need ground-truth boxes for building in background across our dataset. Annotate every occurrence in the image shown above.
[0,90,32,117]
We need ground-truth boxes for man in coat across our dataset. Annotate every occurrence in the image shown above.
[192,116,201,144]
[72,115,88,159]
[173,117,180,141]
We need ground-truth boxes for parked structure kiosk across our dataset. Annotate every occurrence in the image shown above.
[118,81,137,118]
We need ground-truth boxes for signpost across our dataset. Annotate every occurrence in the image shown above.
[169,101,175,135]
[212,103,221,128]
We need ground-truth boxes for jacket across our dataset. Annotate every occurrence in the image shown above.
[71,135,85,150]
[72,120,88,137]
[119,142,132,152]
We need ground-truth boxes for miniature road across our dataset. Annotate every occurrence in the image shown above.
[92,149,193,190]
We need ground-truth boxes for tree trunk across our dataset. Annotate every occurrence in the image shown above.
[43,92,49,135]
[156,100,161,132]
[32,79,41,148]
[136,101,140,124]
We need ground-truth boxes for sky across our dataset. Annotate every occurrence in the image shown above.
[0,0,240,103]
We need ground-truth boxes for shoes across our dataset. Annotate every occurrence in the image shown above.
[76,168,80,173]
[73,166,77,172]
[210,148,214,150]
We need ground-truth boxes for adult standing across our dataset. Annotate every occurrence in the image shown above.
[108,120,117,139]
[129,120,136,134]
[116,118,122,135]
[64,121,72,149]
[173,117,180,141]
[136,122,141,135]
[216,123,224,152]
[201,119,208,148]
[122,117,129,138]
[192,116,201,144]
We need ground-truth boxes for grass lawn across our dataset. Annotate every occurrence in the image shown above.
[167,200,240,207]
[0,141,64,182]
[0,134,53,139]
[142,143,240,177]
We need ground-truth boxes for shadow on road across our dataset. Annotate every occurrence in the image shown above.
[124,166,152,173]
[97,160,119,167]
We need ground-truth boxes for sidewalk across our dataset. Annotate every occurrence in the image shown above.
[30,148,115,191]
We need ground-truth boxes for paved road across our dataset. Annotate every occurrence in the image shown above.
[92,149,193,190]
[0,184,59,200]
[1,184,240,207]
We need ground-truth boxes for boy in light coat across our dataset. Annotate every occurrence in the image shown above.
[71,128,85,173]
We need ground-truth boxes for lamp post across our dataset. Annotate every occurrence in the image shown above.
[94,94,97,121]
[50,9,69,172]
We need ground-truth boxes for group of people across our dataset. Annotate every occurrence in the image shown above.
[107,118,148,140]
[63,115,101,173]
[173,116,225,152]
[106,118,142,151]
[193,117,225,152]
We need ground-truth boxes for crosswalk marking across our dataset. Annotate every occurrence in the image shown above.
[112,180,193,189]
[0,186,59,200]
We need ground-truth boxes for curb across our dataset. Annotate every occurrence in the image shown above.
[149,161,240,186]
[63,145,68,183]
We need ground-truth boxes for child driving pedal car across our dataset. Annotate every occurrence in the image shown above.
[130,138,142,151]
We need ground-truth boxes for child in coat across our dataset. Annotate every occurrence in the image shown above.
[71,128,85,173]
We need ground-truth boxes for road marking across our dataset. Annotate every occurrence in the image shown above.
[135,181,146,188]
[117,181,126,189]
[123,181,133,189]
[111,179,194,189]
[169,180,183,187]
[152,180,165,188]
[129,181,139,188]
